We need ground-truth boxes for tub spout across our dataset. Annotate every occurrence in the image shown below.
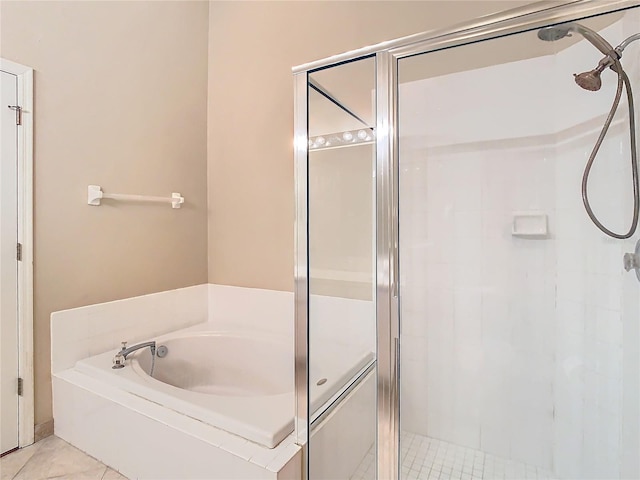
[112,341,156,369]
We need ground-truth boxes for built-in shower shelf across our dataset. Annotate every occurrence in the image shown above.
[511,212,548,238]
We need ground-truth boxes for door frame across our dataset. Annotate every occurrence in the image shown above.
[1,58,34,448]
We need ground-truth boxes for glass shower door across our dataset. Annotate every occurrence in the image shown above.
[397,7,639,480]
[305,56,378,480]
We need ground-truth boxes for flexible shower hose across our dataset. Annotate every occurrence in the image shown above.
[582,56,639,239]
[150,351,156,377]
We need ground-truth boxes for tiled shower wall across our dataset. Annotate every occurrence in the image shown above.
[553,12,640,480]
[399,13,639,479]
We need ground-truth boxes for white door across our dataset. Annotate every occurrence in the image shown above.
[0,69,19,454]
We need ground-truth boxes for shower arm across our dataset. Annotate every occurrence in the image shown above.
[569,23,617,58]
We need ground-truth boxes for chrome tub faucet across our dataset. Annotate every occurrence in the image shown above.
[112,341,156,369]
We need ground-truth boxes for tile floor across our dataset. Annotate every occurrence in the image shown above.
[351,431,556,480]
[1,436,127,480]
[3,431,557,480]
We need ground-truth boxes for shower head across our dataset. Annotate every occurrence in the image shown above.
[538,22,622,92]
[573,56,614,91]
[537,25,573,42]
[574,68,603,91]
[537,22,616,57]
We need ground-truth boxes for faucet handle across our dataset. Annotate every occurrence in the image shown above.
[120,341,127,351]
[624,239,640,282]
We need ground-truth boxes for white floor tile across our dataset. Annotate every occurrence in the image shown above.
[1,436,128,480]
[1,443,39,480]
[350,431,556,480]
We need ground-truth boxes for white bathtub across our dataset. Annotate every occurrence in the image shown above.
[75,322,374,449]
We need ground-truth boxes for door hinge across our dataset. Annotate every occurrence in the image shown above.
[16,243,22,261]
[17,378,23,396]
[8,105,22,126]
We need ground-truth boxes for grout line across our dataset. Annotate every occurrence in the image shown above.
[4,436,120,480]
[8,442,42,480]
[349,431,556,480]
[46,466,108,480]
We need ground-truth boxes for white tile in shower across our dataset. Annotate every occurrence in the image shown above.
[480,295,510,340]
[556,299,585,335]
[401,335,429,364]
[452,248,484,288]
[509,410,553,470]
[350,432,555,480]
[599,408,622,452]
[450,399,481,451]
[401,305,429,339]
[597,375,623,417]
[401,360,429,399]
[582,414,620,480]
[425,388,454,443]
[398,19,635,477]
[453,293,482,338]
[556,269,589,304]
[401,398,430,437]
[453,210,483,239]
[554,172,583,216]
[592,242,625,276]
[404,211,432,244]
[553,416,583,479]
[427,262,456,291]
[480,425,511,463]
[595,341,623,381]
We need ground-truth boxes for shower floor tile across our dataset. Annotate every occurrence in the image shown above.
[350,431,556,480]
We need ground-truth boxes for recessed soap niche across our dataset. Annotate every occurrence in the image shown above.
[511,212,548,238]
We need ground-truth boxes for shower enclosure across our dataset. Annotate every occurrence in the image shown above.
[294,1,640,479]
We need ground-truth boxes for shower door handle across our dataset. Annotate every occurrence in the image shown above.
[393,337,400,392]
[392,336,400,442]
[392,250,399,298]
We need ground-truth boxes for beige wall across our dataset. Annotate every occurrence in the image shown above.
[207,0,531,292]
[1,1,209,425]
[0,0,536,431]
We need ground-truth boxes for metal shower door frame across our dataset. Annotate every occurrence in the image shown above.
[293,1,638,479]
